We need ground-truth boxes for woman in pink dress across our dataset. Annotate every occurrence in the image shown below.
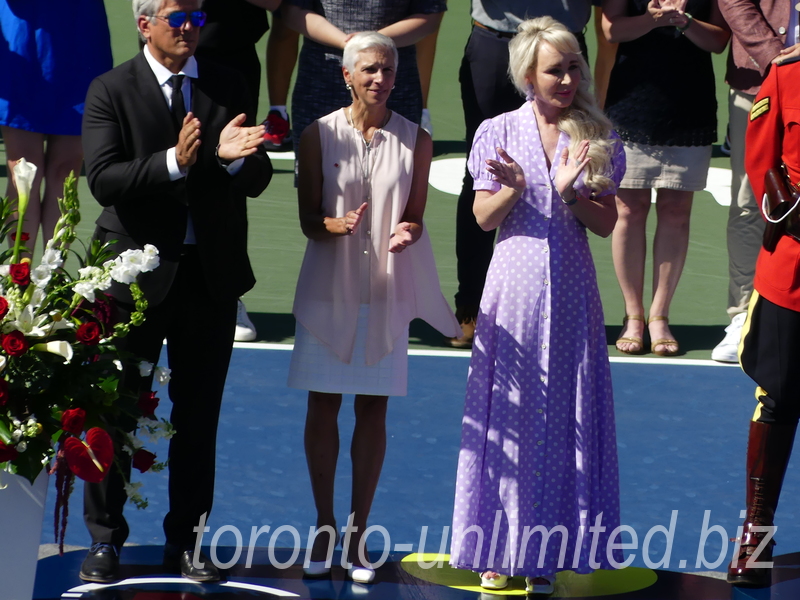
[449,17,626,595]
[288,32,458,584]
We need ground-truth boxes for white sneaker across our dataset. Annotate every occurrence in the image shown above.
[234,299,257,342]
[421,108,433,137]
[711,312,746,363]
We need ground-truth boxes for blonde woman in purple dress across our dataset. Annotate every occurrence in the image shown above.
[449,17,626,595]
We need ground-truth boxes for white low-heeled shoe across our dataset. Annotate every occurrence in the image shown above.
[348,565,376,584]
[480,572,508,590]
[303,561,331,578]
[525,576,554,595]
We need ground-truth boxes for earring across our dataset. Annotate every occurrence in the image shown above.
[346,83,352,91]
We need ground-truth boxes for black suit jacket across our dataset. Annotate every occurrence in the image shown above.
[82,52,272,305]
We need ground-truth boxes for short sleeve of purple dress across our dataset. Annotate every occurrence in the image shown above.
[451,103,625,578]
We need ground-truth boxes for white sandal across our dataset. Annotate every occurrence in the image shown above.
[480,572,508,590]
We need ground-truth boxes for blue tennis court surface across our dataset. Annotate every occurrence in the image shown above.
[32,347,800,599]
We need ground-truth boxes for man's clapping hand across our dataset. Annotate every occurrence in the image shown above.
[176,112,202,170]
[217,113,267,162]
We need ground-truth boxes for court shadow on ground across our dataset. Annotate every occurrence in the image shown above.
[250,314,728,355]
[605,323,728,355]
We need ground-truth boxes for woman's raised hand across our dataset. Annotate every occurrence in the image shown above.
[554,139,591,200]
[646,0,684,27]
[343,201,368,235]
[485,147,526,194]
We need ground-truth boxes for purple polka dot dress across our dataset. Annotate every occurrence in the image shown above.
[450,103,627,579]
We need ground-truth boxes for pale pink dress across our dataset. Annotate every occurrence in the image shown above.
[288,108,459,395]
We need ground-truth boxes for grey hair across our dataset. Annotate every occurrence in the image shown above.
[508,16,616,194]
[342,32,398,73]
[134,0,205,42]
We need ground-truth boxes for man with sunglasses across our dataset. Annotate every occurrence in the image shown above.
[79,0,272,584]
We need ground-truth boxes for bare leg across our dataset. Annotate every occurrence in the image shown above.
[416,29,440,109]
[266,12,299,106]
[649,189,693,353]
[346,394,388,567]
[3,126,45,251]
[41,135,83,249]
[592,6,618,110]
[305,391,342,561]
[611,189,651,351]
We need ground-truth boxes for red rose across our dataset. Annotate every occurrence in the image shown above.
[61,408,86,435]
[0,379,8,407]
[2,331,28,356]
[9,263,30,286]
[76,322,102,345]
[137,391,159,417]
[0,440,18,463]
[10,232,30,242]
[132,449,157,473]
[0,297,8,319]
[63,428,114,483]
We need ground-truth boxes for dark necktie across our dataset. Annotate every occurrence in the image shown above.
[170,74,187,133]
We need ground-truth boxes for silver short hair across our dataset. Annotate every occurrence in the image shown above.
[134,0,205,42]
[342,32,398,73]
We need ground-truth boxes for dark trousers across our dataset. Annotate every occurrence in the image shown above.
[741,292,800,424]
[84,247,238,547]
[455,25,588,311]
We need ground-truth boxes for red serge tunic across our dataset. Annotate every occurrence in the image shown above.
[746,60,800,311]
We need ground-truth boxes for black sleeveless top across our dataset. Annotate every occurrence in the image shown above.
[604,0,717,147]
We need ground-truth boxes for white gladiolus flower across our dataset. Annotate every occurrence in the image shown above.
[0,265,9,277]
[124,481,143,499]
[16,441,27,453]
[113,359,123,371]
[155,366,171,385]
[40,248,63,270]
[109,262,136,285]
[122,433,145,454]
[30,264,53,288]
[138,361,154,377]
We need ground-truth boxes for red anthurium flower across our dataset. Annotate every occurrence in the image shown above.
[63,428,114,483]
[2,331,28,356]
[76,322,102,345]
[10,231,30,242]
[132,449,157,473]
[0,379,8,407]
[137,391,159,417]
[0,297,8,319]
[9,263,30,286]
[61,408,86,435]
[0,440,18,463]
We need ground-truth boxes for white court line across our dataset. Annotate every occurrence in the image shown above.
[232,341,739,367]
[62,577,299,597]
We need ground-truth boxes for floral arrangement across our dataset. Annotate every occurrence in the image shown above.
[0,160,172,550]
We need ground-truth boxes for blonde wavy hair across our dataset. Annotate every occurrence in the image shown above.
[508,17,616,194]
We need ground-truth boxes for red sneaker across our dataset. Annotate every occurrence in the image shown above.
[262,110,291,150]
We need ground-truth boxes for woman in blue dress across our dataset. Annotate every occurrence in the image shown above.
[0,0,112,251]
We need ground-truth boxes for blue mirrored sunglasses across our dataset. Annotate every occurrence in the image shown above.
[155,10,207,28]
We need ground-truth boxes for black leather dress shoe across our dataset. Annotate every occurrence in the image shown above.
[79,543,120,583]
[163,545,220,582]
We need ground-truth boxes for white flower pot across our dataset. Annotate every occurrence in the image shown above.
[0,469,48,600]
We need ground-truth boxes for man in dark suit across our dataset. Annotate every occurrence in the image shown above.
[78,0,272,583]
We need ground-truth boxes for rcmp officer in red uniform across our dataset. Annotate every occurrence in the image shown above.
[728,52,800,587]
